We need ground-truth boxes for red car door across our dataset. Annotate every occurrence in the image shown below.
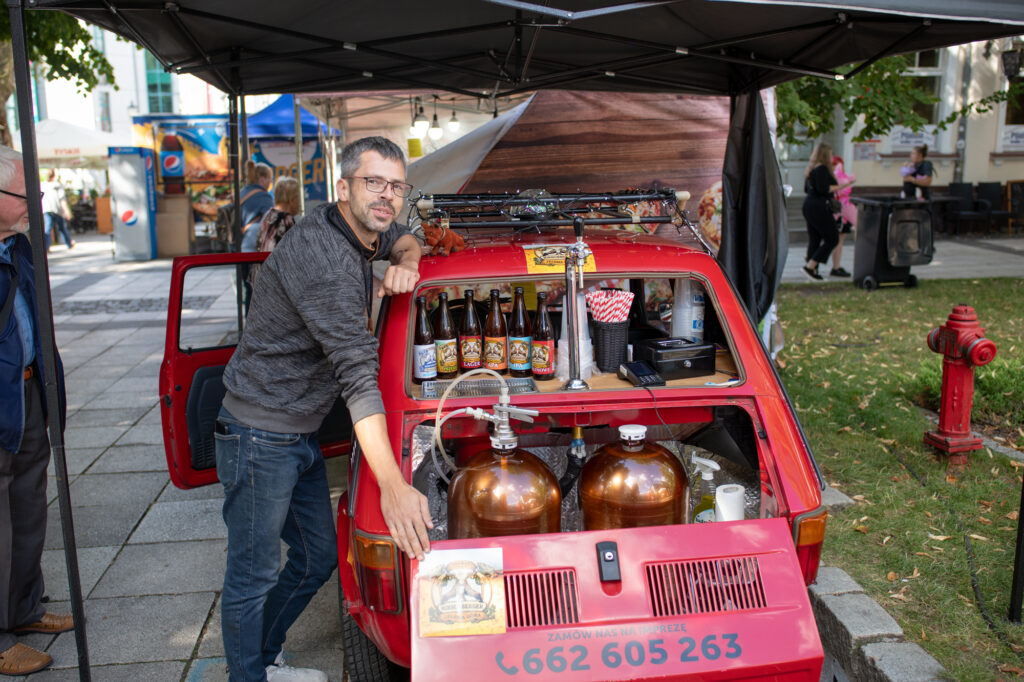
[160,252,351,489]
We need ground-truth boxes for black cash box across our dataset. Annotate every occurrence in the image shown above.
[636,337,716,380]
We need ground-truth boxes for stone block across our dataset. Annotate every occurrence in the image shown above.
[92,539,226,598]
[68,471,167,508]
[812,592,903,680]
[822,485,856,511]
[44,502,148,549]
[63,424,129,450]
[129,498,226,543]
[87,445,168,474]
[858,642,947,682]
[45,593,216,666]
[810,567,865,597]
[40,545,119,601]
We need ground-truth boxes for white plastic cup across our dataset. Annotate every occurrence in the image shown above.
[714,484,745,522]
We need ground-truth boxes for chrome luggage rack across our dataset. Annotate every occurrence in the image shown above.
[407,188,713,254]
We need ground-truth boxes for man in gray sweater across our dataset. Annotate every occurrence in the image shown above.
[215,137,428,682]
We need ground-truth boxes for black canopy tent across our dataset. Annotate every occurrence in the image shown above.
[7,2,1024,679]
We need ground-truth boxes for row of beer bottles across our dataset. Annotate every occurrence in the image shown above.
[413,287,557,383]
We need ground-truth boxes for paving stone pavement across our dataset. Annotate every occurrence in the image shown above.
[14,230,1021,681]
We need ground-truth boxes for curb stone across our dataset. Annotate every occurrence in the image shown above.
[811,567,947,682]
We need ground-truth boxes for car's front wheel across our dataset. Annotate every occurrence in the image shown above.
[339,584,409,682]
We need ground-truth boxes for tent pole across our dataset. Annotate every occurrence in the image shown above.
[8,3,92,679]
[294,96,305,215]
[240,95,249,169]
[228,94,242,251]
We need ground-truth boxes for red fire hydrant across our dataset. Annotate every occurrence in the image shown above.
[923,304,997,466]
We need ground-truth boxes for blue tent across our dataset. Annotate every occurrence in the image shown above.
[246,94,336,138]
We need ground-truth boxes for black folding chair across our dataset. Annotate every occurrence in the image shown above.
[976,182,1012,234]
[946,182,990,235]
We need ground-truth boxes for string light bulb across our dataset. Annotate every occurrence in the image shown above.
[429,112,443,140]
[448,110,461,132]
[412,105,429,136]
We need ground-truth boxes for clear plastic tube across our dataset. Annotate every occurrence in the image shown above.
[431,368,508,477]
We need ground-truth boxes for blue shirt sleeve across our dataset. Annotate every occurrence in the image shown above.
[0,239,35,368]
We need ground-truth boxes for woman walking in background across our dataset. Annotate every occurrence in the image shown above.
[802,143,854,281]
[829,155,856,278]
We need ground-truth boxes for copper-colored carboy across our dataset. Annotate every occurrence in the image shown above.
[448,447,561,538]
[580,424,689,530]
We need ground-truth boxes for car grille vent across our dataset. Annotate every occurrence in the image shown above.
[504,569,580,629]
[422,377,537,398]
[646,556,766,617]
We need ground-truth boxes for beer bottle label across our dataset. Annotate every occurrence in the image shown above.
[435,338,458,374]
[459,335,482,369]
[413,343,437,380]
[484,336,507,370]
[531,339,555,375]
[508,336,532,371]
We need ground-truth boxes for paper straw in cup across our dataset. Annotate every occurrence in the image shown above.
[714,484,745,522]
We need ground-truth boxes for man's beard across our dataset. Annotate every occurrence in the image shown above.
[10,219,30,234]
[351,198,395,234]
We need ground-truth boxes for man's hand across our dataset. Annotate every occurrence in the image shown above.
[380,479,433,560]
[378,262,419,298]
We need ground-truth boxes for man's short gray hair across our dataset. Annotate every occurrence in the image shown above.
[340,136,405,178]
[0,145,23,191]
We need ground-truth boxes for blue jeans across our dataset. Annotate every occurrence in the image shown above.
[215,408,338,681]
[43,212,73,249]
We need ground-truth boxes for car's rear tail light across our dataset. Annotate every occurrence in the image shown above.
[353,531,402,614]
[793,509,827,585]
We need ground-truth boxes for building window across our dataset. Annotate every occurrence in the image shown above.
[98,91,112,132]
[907,51,944,124]
[145,51,173,113]
[1006,75,1024,126]
[91,25,105,52]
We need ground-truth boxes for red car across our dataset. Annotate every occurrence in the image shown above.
[161,195,826,681]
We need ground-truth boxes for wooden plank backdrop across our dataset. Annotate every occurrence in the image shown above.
[463,90,730,198]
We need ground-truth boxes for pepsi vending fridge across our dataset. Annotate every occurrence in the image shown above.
[108,146,158,261]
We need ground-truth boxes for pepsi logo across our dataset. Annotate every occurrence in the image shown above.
[163,153,184,175]
[145,156,153,170]
[121,210,138,226]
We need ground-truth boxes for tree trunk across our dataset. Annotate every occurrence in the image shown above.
[0,41,16,148]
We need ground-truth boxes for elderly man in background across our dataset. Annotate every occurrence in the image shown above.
[0,145,73,677]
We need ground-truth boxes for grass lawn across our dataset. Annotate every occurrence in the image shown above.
[775,277,1024,681]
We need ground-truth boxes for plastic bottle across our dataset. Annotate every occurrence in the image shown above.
[691,454,721,523]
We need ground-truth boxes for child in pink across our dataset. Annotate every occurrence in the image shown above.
[829,155,856,277]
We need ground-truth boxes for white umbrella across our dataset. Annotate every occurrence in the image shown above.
[33,118,129,168]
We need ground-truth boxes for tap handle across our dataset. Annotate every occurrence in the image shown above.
[573,216,584,241]
[501,405,539,423]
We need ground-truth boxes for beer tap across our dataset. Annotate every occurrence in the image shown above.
[563,217,591,391]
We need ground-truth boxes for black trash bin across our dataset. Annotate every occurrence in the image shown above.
[850,196,934,290]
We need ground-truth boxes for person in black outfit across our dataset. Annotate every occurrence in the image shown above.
[802,143,854,280]
[901,144,934,200]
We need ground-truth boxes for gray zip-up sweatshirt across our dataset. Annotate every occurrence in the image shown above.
[222,202,410,434]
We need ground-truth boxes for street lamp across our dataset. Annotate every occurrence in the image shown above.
[1002,46,1022,79]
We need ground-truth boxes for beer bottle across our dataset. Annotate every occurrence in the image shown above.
[433,292,458,380]
[459,289,482,371]
[508,286,533,378]
[412,296,436,384]
[484,288,508,374]
[531,292,555,381]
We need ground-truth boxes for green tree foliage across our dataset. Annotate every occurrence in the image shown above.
[777,54,1024,143]
[0,12,116,145]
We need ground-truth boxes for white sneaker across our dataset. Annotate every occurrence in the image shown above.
[265,653,328,682]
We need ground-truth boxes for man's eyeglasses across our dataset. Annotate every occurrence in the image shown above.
[0,187,41,200]
[346,176,413,199]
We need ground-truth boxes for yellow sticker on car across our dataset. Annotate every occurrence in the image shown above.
[418,548,507,637]
[521,244,596,274]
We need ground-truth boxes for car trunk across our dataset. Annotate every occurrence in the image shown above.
[409,518,821,681]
